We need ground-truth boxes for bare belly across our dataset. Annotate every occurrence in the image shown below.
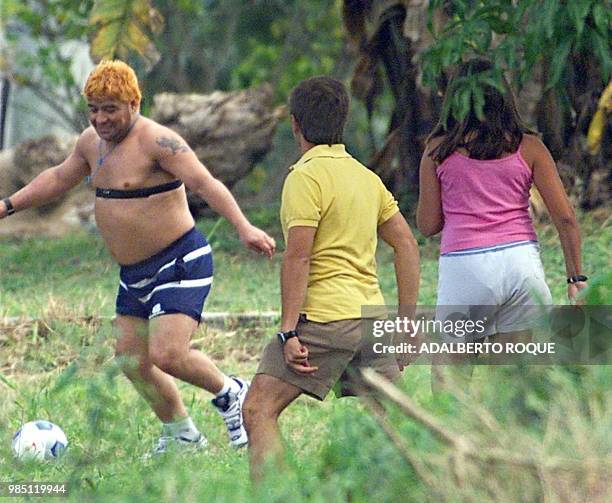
[95,189,195,265]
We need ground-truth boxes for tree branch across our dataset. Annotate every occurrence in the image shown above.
[361,368,465,447]
[360,369,612,476]
[360,394,439,490]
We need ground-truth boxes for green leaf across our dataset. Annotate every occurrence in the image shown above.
[591,2,611,36]
[567,0,593,39]
[456,84,472,121]
[426,0,443,36]
[453,0,469,17]
[523,30,542,68]
[480,76,505,94]
[540,0,560,38]
[89,0,164,71]
[471,19,493,51]
[546,38,573,89]
[509,0,531,26]
[472,85,485,121]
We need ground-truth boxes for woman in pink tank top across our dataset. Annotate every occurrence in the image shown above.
[416,59,586,386]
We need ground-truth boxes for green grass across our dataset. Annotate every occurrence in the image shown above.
[0,211,610,501]
[0,217,282,317]
[2,210,608,317]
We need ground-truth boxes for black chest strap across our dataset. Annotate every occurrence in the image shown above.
[96,180,183,199]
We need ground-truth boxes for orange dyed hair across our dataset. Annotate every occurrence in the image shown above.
[83,60,142,105]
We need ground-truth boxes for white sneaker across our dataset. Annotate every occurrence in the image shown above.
[147,433,208,457]
[211,376,250,448]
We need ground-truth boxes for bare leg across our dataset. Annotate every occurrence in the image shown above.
[148,313,225,394]
[114,315,187,422]
[243,374,302,482]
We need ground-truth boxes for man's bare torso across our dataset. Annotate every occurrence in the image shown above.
[80,118,195,265]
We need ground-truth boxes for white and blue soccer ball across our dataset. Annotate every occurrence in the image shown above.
[12,420,68,461]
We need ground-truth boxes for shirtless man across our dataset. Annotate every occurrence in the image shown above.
[0,60,276,454]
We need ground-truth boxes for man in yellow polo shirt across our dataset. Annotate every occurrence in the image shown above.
[243,76,420,479]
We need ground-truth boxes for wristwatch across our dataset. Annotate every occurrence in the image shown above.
[567,275,588,284]
[2,197,15,216]
[277,330,298,345]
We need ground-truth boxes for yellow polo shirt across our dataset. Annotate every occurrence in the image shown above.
[280,144,399,322]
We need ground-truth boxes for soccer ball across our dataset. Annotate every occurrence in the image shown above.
[12,420,68,461]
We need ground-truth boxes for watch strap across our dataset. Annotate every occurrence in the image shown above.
[2,197,15,216]
[567,275,588,284]
[277,330,298,344]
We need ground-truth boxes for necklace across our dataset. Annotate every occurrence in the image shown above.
[87,115,139,184]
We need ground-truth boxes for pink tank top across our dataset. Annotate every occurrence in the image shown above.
[438,149,538,254]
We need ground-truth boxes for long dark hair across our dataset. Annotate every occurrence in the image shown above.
[427,58,535,163]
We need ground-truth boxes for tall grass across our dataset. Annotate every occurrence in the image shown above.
[0,211,609,501]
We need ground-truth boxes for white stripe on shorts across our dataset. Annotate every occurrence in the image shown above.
[442,240,536,257]
[128,244,212,288]
[137,276,213,303]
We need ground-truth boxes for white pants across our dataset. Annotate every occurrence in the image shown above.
[436,241,553,339]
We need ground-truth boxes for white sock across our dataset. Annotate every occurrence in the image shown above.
[162,416,200,440]
[216,375,240,397]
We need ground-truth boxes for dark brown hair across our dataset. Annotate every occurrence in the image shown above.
[289,76,349,145]
[427,58,534,163]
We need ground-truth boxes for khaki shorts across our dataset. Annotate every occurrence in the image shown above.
[256,316,400,400]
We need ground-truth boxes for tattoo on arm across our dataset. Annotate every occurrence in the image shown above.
[156,137,191,155]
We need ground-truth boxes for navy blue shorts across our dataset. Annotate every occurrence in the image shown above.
[116,227,213,323]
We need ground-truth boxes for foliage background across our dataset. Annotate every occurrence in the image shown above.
[0,2,610,500]
[3,0,607,208]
